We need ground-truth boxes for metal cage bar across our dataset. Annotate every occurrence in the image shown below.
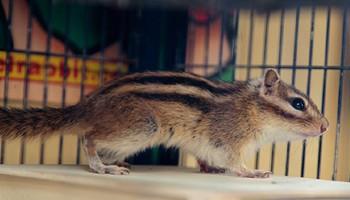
[262,12,270,66]
[271,8,286,173]
[58,1,71,164]
[204,16,210,76]
[0,0,349,181]
[5,48,130,63]
[20,1,34,164]
[300,5,316,178]
[230,10,239,81]
[317,6,331,179]
[99,8,107,86]
[332,7,348,181]
[246,9,254,80]
[286,6,301,176]
[218,11,226,76]
[41,0,54,165]
[0,0,13,164]
[76,4,90,165]
[256,11,271,170]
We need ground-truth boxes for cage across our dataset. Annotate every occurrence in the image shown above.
[0,0,349,185]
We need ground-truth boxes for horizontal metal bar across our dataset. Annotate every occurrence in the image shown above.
[180,64,350,71]
[3,48,134,64]
[62,0,350,11]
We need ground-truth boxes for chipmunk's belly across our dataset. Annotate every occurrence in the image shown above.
[95,135,158,164]
[96,144,143,164]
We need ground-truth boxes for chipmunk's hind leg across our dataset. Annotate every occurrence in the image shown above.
[97,148,131,169]
[82,136,130,175]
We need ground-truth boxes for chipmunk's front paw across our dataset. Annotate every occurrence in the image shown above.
[235,169,272,178]
[104,166,130,175]
[91,164,130,175]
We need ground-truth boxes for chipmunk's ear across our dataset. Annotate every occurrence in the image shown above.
[264,68,280,88]
[262,69,280,95]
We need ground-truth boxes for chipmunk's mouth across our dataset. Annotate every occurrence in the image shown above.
[298,131,323,137]
[298,122,328,137]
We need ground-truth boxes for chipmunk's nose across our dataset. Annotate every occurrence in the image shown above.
[320,117,329,133]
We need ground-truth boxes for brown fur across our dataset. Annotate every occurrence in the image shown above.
[0,69,329,178]
[0,105,86,139]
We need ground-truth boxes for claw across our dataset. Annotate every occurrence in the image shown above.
[104,166,130,175]
[235,169,272,178]
[92,165,130,175]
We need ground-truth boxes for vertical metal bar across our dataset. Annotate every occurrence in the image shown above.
[301,6,316,177]
[76,4,90,165]
[157,11,167,72]
[262,12,270,66]
[291,6,301,85]
[286,6,300,176]
[332,7,347,181]
[204,17,210,76]
[245,8,256,168]
[20,2,34,164]
[58,2,71,164]
[277,9,285,70]
[133,9,142,72]
[0,0,14,164]
[246,9,254,80]
[185,14,194,73]
[271,8,285,173]
[99,8,107,86]
[256,11,270,170]
[246,8,254,79]
[231,10,239,82]
[218,11,226,77]
[317,6,331,179]
[40,0,53,164]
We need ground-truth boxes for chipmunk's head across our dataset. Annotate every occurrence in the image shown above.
[253,69,329,142]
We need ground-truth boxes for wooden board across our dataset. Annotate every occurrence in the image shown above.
[0,165,349,200]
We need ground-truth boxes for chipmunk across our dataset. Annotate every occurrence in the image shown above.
[0,69,329,178]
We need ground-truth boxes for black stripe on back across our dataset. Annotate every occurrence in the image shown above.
[130,92,214,113]
[100,74,234,95]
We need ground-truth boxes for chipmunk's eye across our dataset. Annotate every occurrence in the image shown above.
[291,98,305,111]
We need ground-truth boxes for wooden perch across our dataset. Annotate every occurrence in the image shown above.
[0,165,349,200]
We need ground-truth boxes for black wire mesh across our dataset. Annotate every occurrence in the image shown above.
[185,6,350,181]
[0,0,349,181]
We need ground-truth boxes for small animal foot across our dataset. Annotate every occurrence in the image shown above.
[235,169,272,178]
[91,164,130,175]
[104,166,130,175]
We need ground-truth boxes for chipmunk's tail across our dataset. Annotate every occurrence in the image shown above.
[0,105,84,139]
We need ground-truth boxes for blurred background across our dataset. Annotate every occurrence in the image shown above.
[0,0,349,182]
